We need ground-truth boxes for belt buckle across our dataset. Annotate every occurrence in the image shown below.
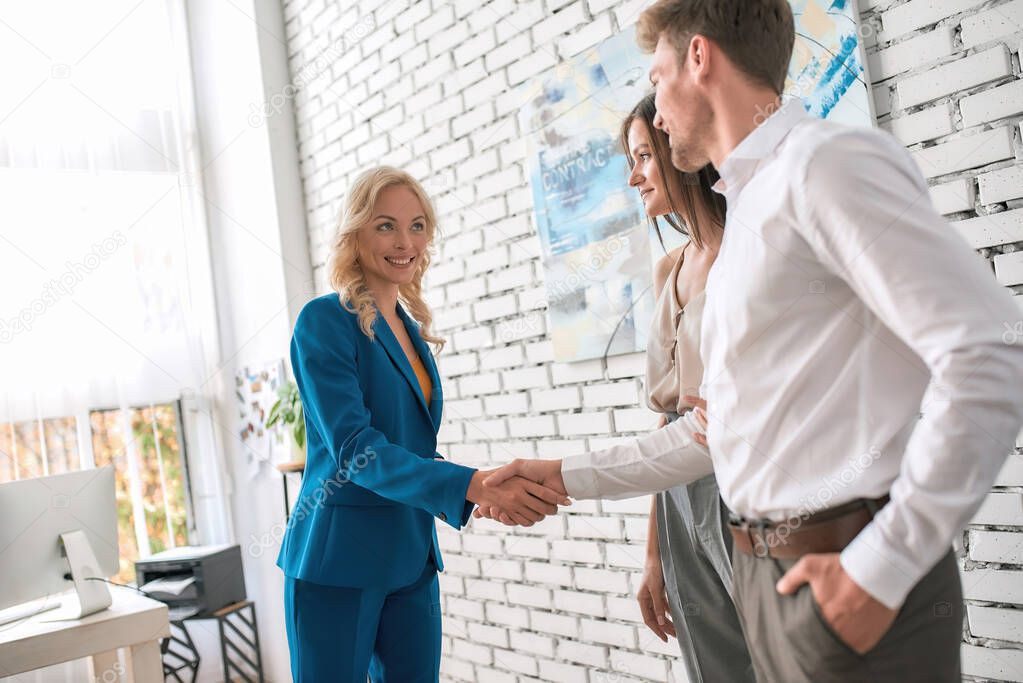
[748,520,770,559]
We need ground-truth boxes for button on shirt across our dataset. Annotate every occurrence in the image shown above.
[562,99,1023,609]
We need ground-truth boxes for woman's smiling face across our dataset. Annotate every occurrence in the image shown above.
[627,118,670,218]
[356,184,430,291]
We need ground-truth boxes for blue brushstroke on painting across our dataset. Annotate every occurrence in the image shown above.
[812,33,861,119]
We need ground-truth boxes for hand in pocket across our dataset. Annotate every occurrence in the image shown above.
[776,553,897,655]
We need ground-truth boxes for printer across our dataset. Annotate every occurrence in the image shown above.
[136,544,245,619]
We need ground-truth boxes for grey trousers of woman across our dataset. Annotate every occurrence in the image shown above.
[656,415,755,682]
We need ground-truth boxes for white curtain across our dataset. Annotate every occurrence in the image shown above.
[0,0,213,424]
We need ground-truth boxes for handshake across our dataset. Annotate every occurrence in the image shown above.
[465,459,569,527]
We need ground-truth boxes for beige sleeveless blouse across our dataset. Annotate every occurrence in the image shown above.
[646,245,706,414]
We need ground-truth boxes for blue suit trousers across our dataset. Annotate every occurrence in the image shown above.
[284,557,441,682]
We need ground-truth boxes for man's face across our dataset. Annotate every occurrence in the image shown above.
[650,36,713,173]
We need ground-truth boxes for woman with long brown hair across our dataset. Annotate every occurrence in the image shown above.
[622,94,754,682]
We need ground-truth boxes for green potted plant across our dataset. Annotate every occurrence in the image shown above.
[266,379,306,464]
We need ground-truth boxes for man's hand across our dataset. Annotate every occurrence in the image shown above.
[472,459,569,525]
[776,552,897,654]
[465,468,569,527]
[682,395,708,447]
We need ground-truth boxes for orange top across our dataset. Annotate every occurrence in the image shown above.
[410,353,432,405]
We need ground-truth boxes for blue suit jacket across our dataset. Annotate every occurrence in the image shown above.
[276,293,476,589]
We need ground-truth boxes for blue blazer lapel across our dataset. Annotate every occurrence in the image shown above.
[373,305,437,428]
[397,306,443,430]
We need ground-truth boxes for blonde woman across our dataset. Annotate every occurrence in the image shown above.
[276,166,568,682]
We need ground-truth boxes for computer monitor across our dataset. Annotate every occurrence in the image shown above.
[0,466,119,622]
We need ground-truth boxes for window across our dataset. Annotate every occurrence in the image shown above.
[0,1,227,582]
[1,403,194,584]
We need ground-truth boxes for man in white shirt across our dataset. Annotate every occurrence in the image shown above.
[479,0,1023,679]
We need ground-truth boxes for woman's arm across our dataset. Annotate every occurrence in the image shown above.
[292,303,565,528]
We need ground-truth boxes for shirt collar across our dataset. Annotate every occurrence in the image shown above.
[713,97,808,196]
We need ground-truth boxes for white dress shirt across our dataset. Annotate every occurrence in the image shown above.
[562,99,1023,609]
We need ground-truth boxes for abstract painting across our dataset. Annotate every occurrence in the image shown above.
[787,0,875,126]
[521,6,873,363]
[519,26,654,362]
[235,358,286,477]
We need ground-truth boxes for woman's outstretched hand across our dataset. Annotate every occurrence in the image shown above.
[471,459,570,526]
[465,466,570,527]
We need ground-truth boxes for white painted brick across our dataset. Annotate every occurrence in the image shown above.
[930,177,976,215]
[501,365,549,390]
[605,543,647,570]
[896,46,1012,109]
[568,515,623,541]
[524,561,574,587]
[576,566,630,594]
[491,306,539,342]
[484,391,529,415]
[996,250,1023,285]
[486,603,529,629]
[506,583,553,609]
[474,293,517,321]
[558,411,613,436]
[969,604,1023,642]
[490,649,537,676]
[484,33,531,71]
[459,371,501,396]
[961,0,1023,48]
[607,650,670,681]
[508,414,557,437]
[439,351,478,378]
[551,539,603,564]
[580,618,637,649]
[532,2,587,45]
[553,589,606,617]
[601,496,654,515]
[508,50,558,86]
[961,79,1023,128]
[612,407,660,433]
[972,491,1023,525]
[538,658,590,683]
[868,26,956,81]
[557,638,607,667]
[536,438,587,458]
[445,276,486,305]
[506,535,550,560]
[495,1,545,42]
[963,568,1023,603]
[873,84,893,118]
[963,528,1015,563]
[911,126,1015,179]
[582,380,640,408]
[453,28,496,66]
[883,102,955,146]
[530,609,580,638]
[613,0,649,28]
[447,397,484,419]
[979,165,1023,204]
[879,0,986,42]
[962,643,1023,683]
[551,358,605,383]
[955,209,1023,249]
[557,13,614,58]
[453,325,494,351]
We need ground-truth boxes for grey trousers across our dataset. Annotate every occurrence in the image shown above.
[655,474,756,683]
[730,547,963,682]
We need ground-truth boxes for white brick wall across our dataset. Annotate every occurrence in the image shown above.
[280,0,1023,679]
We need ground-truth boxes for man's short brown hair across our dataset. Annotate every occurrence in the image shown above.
[637,0,795,94]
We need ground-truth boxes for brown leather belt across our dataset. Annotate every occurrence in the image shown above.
[729,495,889,559]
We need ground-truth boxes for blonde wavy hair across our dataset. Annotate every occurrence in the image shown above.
[328,166,445,351]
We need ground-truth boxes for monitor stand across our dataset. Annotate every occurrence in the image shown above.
[37,530,113,622]
[0,530,113,626]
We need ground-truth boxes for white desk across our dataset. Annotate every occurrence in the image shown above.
[0,587,170,682]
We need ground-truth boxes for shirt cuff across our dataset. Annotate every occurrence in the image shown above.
[562,453,600,500]
[839,521,920,610]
